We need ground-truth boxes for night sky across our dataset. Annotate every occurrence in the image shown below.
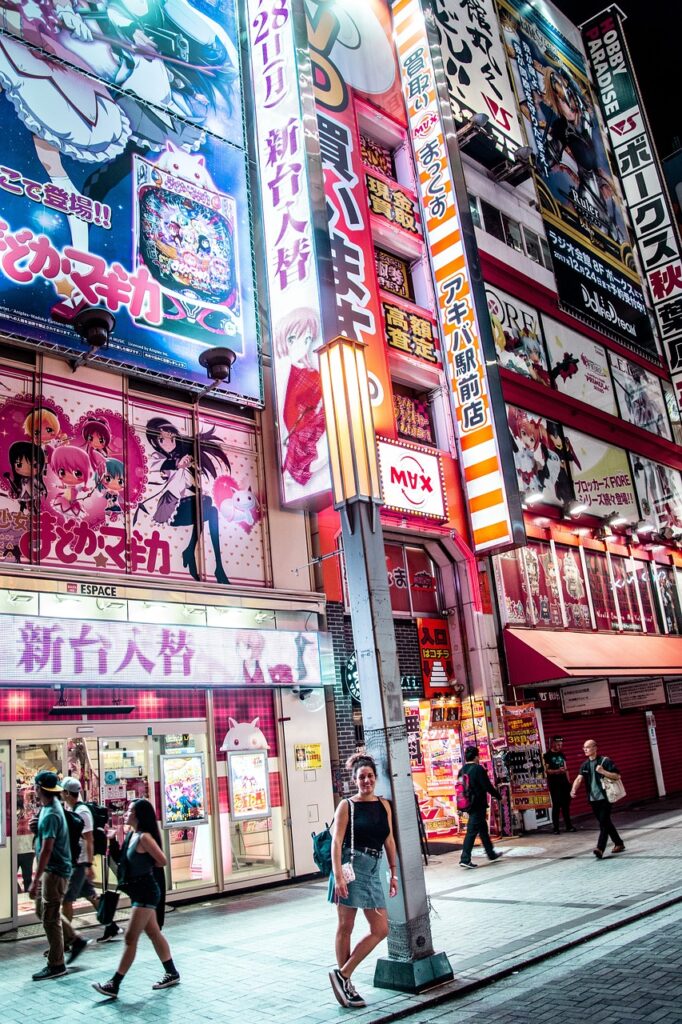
[552,0,682,158]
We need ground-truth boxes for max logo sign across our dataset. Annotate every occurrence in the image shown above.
[390,456,433,507]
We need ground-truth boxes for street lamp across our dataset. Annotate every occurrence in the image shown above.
[318,334,453,993]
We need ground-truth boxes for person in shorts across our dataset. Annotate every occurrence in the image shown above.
[92,799,179,1000]
[328,753,399,1009]
[61,778,96,960]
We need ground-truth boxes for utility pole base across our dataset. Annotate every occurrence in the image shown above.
[373,952,454,993]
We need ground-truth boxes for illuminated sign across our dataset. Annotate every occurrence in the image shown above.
[377,437,447,520]
[383,302,441,366]
[393,0,519,551]
[0,614,325,687]
[247,0,329,506]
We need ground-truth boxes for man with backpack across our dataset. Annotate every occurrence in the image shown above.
[28,771,78,980]
[61,778,99,962]
[458,746,505,869]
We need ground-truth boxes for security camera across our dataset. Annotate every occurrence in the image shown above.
[199,346,237,383]
[72,307,115,350]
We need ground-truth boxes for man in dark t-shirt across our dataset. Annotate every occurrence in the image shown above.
[459,746,504,869]
[543,736,576,834]
[570,738,625,859]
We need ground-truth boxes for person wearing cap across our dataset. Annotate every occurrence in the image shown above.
[29,771,76,980]
[61,778,96,962]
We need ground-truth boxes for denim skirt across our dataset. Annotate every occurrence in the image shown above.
[328,850,386,910]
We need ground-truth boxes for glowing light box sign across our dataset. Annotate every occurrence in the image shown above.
[0,614,324,687]
[393,0,517,552]
[377,437,447,520]
[247,0,329,506]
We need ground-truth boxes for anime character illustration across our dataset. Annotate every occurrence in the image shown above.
[234,631,266,686]
[274,308,326,489]
[508,407,545,495]
[490,311,550,385]
[543,422,580,504]
[96,457,125,521]
[215,479,259,531]
[562,549,585,600]
[23,408,68,452]
[48,444,93,518]
[3,441,46,513]
[142,416,231,584]
[220,717,269,753]
[81,415,112,476]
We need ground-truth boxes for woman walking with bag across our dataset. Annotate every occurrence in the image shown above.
[93,799,179,999]
[328,753,399,1009]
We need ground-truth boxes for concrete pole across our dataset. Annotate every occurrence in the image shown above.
[340,501,453,992]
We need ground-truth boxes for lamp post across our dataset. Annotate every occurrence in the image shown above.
[318,335,453,993]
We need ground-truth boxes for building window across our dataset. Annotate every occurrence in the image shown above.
[501,212,524,253]
[479,198,505,243]
[474,196,553,269]
[469,194,482,229]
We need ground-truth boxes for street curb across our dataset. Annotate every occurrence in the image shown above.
[370,888,682,1024]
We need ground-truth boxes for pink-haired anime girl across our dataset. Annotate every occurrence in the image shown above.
[49,444,92,518]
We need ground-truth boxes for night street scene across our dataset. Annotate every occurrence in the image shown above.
[1,2,682,1023]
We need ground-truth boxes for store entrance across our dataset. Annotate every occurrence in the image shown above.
[7,721,216,930]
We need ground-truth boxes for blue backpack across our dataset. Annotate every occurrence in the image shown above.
[311,823,333,875]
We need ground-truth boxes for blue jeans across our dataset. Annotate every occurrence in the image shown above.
[461,808,495,863]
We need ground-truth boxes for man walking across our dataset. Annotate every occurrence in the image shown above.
[543,736,576,834]
[61,778,95,961]
[29,771,79,980]
[459,746,504,869]
[570,739,625,859]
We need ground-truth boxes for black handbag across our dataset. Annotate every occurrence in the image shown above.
[96,887,119,925]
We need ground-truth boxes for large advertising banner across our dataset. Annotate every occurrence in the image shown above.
[541,315,617,413]
[631,454,682,532]
[0,364,267,586]
[0,7,260,401]
[247,0,328,505]
[583,10,682,389]
[499,0,652,352]
[562,428,639,522]
[394,0,523,553]
[486,286,549,385]
[609,353,671,440]
[432,0,525,157]
[506,405,576,507]
[306,0,398,440]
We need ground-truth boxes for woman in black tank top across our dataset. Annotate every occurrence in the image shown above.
[92,799,180,1000]
[328,753,399,1009]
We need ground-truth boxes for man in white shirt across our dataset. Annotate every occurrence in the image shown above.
[61,778,96,961]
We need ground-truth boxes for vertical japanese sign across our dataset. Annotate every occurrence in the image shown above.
[583,9,682,396]
[417,617,454,696]
[247,0,329,505]
[432,0,524,157]
[393,0,523,552]
[305,0,399,440]
[0,2,260,401]
[500,0,652,353]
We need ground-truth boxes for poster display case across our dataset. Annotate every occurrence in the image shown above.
[160,753,208,828]
[227,750,270,821]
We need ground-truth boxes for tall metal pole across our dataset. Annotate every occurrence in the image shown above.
[340,502,453,992]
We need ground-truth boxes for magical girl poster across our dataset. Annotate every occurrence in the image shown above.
[0,0,261,404]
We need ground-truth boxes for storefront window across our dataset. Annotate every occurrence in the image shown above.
[496,549,531,625]
[585,551,619,630]
[0,741,11,922]
[656,566,682,634]
[555,545,592,629]
[525,543,563,627]
[635,563,658,633]
[610,556,643,632]
[385,544,411,613]
[406,546,440,615]
[16,739,64,917]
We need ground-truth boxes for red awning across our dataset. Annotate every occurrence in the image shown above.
[503,628,682,686]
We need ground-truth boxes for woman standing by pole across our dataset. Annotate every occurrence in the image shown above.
[328,753,399,1009]
[93,799,179,999]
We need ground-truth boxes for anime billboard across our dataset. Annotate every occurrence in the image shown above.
[507,405,577,507]
[499,0,652,352]
[0,364,267,585]
[0,5,260,402]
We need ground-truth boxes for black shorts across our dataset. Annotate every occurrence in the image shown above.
[124,874,161,909]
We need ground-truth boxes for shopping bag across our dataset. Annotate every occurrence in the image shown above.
[96,888,120,925]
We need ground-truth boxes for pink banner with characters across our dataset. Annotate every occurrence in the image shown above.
[0,363,266,586]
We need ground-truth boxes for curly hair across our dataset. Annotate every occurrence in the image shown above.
[345,752,377,778]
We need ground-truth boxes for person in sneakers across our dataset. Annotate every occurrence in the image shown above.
[570,739,625,859]
[328,753,399,1010]
[28,771,79,981]
[93,799,178,999]
[61,778,95,962]
[459,746,504,869]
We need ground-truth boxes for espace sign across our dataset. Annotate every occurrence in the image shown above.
[377,438,447,520]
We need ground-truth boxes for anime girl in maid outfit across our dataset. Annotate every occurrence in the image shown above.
[274,308,326,488]
[142,417,231,584]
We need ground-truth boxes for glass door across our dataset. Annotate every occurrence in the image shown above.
[0,740,11,923]
[15,739,65,918]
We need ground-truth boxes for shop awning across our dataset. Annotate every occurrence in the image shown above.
[503,628,682,686]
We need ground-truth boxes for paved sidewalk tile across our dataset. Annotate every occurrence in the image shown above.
[1,801,682,1023]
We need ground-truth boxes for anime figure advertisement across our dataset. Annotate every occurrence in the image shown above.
[506,404,578,507]
[0,363,267,585]
[486,286,550,386]
[498,0,652,352]
[0,3,261,403]
[160,753,208,828]
[562,427,638,522]
[631,454,682,533]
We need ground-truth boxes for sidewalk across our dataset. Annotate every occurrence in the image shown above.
[2,799,682,1024]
